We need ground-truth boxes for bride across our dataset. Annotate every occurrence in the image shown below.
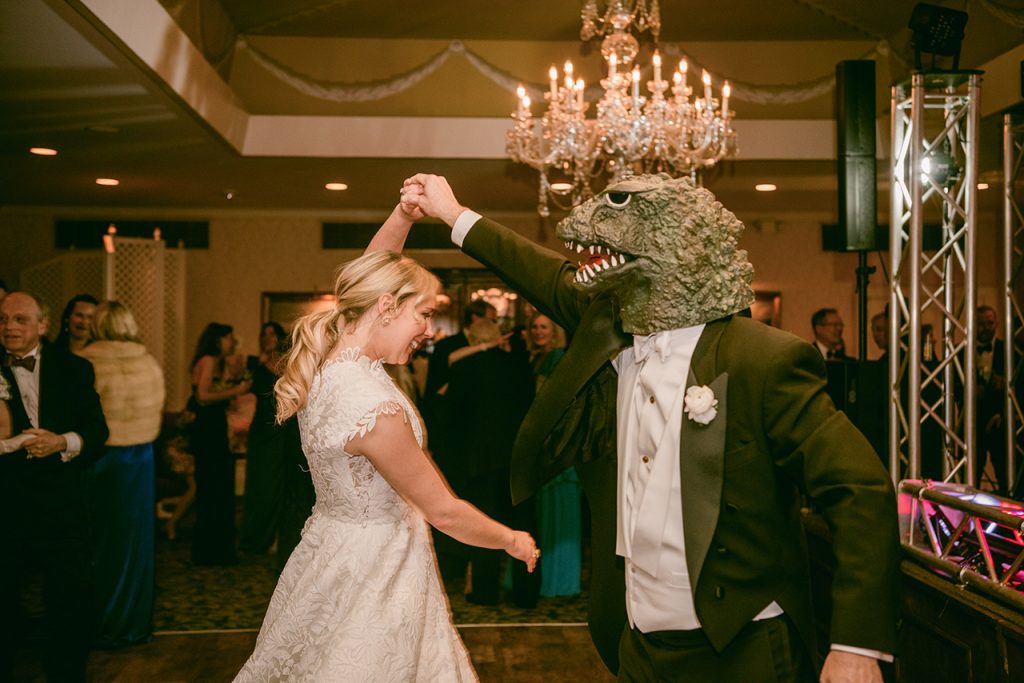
[234,200,538,682]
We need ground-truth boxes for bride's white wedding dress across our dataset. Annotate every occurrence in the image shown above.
[235,348,477,682]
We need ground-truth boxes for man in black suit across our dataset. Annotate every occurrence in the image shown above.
[0,291,109,683]
[444,318,536,606]
[423,298,496,581]
[976,305,1009,493]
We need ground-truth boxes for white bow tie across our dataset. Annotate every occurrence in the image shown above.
[633,332,673,364]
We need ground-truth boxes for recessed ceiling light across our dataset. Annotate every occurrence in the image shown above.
[755,183,777,192]
[95,178,120,186]
[977,182,989,190]
[30,147,58,156]
[325,182,348,191]
[550,182,574,192]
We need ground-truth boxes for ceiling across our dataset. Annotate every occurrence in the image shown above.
[0,0,1020,217]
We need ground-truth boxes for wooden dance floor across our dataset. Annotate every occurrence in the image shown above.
[16,624,615,682]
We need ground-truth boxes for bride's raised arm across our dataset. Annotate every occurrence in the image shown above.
[364,185,426,254]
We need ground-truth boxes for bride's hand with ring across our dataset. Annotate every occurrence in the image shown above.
[506,530,540,573]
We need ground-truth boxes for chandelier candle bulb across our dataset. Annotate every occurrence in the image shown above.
[505,0,737,216]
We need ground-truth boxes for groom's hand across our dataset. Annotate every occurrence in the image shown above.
[820,650,883,683]
[403,174,466,227]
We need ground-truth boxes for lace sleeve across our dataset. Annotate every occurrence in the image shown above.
[302,358,412,457]
[340,399,406,452]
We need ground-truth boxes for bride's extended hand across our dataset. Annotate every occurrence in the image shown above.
[398,183,425,221]
[506,530,539,573]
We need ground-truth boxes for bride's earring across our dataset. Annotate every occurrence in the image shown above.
[382,316,392,326]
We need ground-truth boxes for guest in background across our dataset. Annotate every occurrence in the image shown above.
[811,307,846,359]
[871,311,888,358]
[0,291,109,683]
[239,322,292,555]
[445,317,536,606]
[273,419,314,574]
[54,294,98,354]
[190,323,251,566]
[424,298,497,582]
[78,301,165,647]
[528,312,582,598]
[976,305,1008,493]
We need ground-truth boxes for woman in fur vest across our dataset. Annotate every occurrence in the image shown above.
[79,301,165,647]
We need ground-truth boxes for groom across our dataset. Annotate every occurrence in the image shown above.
[405,173,899,682]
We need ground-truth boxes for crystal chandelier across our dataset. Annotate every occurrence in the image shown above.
[507,0,738,216]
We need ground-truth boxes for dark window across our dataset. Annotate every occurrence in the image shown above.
[55,221,209,249]
[322,222,456,250]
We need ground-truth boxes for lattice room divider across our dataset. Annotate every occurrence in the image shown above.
[20,236,188,412]
[104,237,188,412]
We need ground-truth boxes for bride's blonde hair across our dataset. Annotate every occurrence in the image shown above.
[275,250,439,422]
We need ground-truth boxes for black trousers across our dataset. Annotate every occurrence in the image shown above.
[618,615,814,683]
[0,524,94,683]
[463,468,540,607]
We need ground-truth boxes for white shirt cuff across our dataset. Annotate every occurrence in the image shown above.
[451,210,482,247]
[60,432,83,462]
[830,644,893,663]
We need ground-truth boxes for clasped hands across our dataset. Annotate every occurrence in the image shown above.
[398,175,465,227]
[0,429,66,458]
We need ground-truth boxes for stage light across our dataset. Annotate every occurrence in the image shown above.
[909,3,968,71]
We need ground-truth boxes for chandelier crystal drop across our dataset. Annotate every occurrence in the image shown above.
[507,0,738,216]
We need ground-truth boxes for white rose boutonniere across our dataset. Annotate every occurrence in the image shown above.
[684,385,718,425]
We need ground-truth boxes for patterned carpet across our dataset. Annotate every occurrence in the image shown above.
[153,501,589,632]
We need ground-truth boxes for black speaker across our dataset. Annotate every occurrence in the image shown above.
[835,60,878,251]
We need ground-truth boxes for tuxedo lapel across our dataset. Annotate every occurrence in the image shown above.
[679,319,730,589]
[510,291,629,499]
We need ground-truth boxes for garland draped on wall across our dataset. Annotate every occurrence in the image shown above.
[239,37,899,106]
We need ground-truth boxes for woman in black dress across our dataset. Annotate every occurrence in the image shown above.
[239,322,292,555]
[189,323,251,565]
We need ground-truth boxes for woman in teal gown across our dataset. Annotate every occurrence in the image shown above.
[529,313,582,597]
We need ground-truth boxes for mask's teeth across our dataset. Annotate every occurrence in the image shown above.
[584,264,595,278]
[564,240,571,250]
[576,243,585,254]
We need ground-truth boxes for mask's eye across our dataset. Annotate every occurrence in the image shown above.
[604,192,632,208]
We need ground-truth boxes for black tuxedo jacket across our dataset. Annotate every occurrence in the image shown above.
[461,216,900,673]
[444,348,534,479]
[0,342,109,532]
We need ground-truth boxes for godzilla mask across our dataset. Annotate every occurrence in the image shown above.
[556,174,755,335]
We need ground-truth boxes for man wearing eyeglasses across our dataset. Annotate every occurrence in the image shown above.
[811,308,846,360]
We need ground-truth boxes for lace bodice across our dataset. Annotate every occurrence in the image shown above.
[297,348,423,524]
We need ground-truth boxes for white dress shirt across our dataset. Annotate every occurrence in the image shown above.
[8,344,83,461]
[612,327,784,632]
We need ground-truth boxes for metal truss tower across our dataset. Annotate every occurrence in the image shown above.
[889,72,981,485]
[1003,110,1024,495]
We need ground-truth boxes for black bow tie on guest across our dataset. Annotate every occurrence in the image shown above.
[4,355,35,372]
